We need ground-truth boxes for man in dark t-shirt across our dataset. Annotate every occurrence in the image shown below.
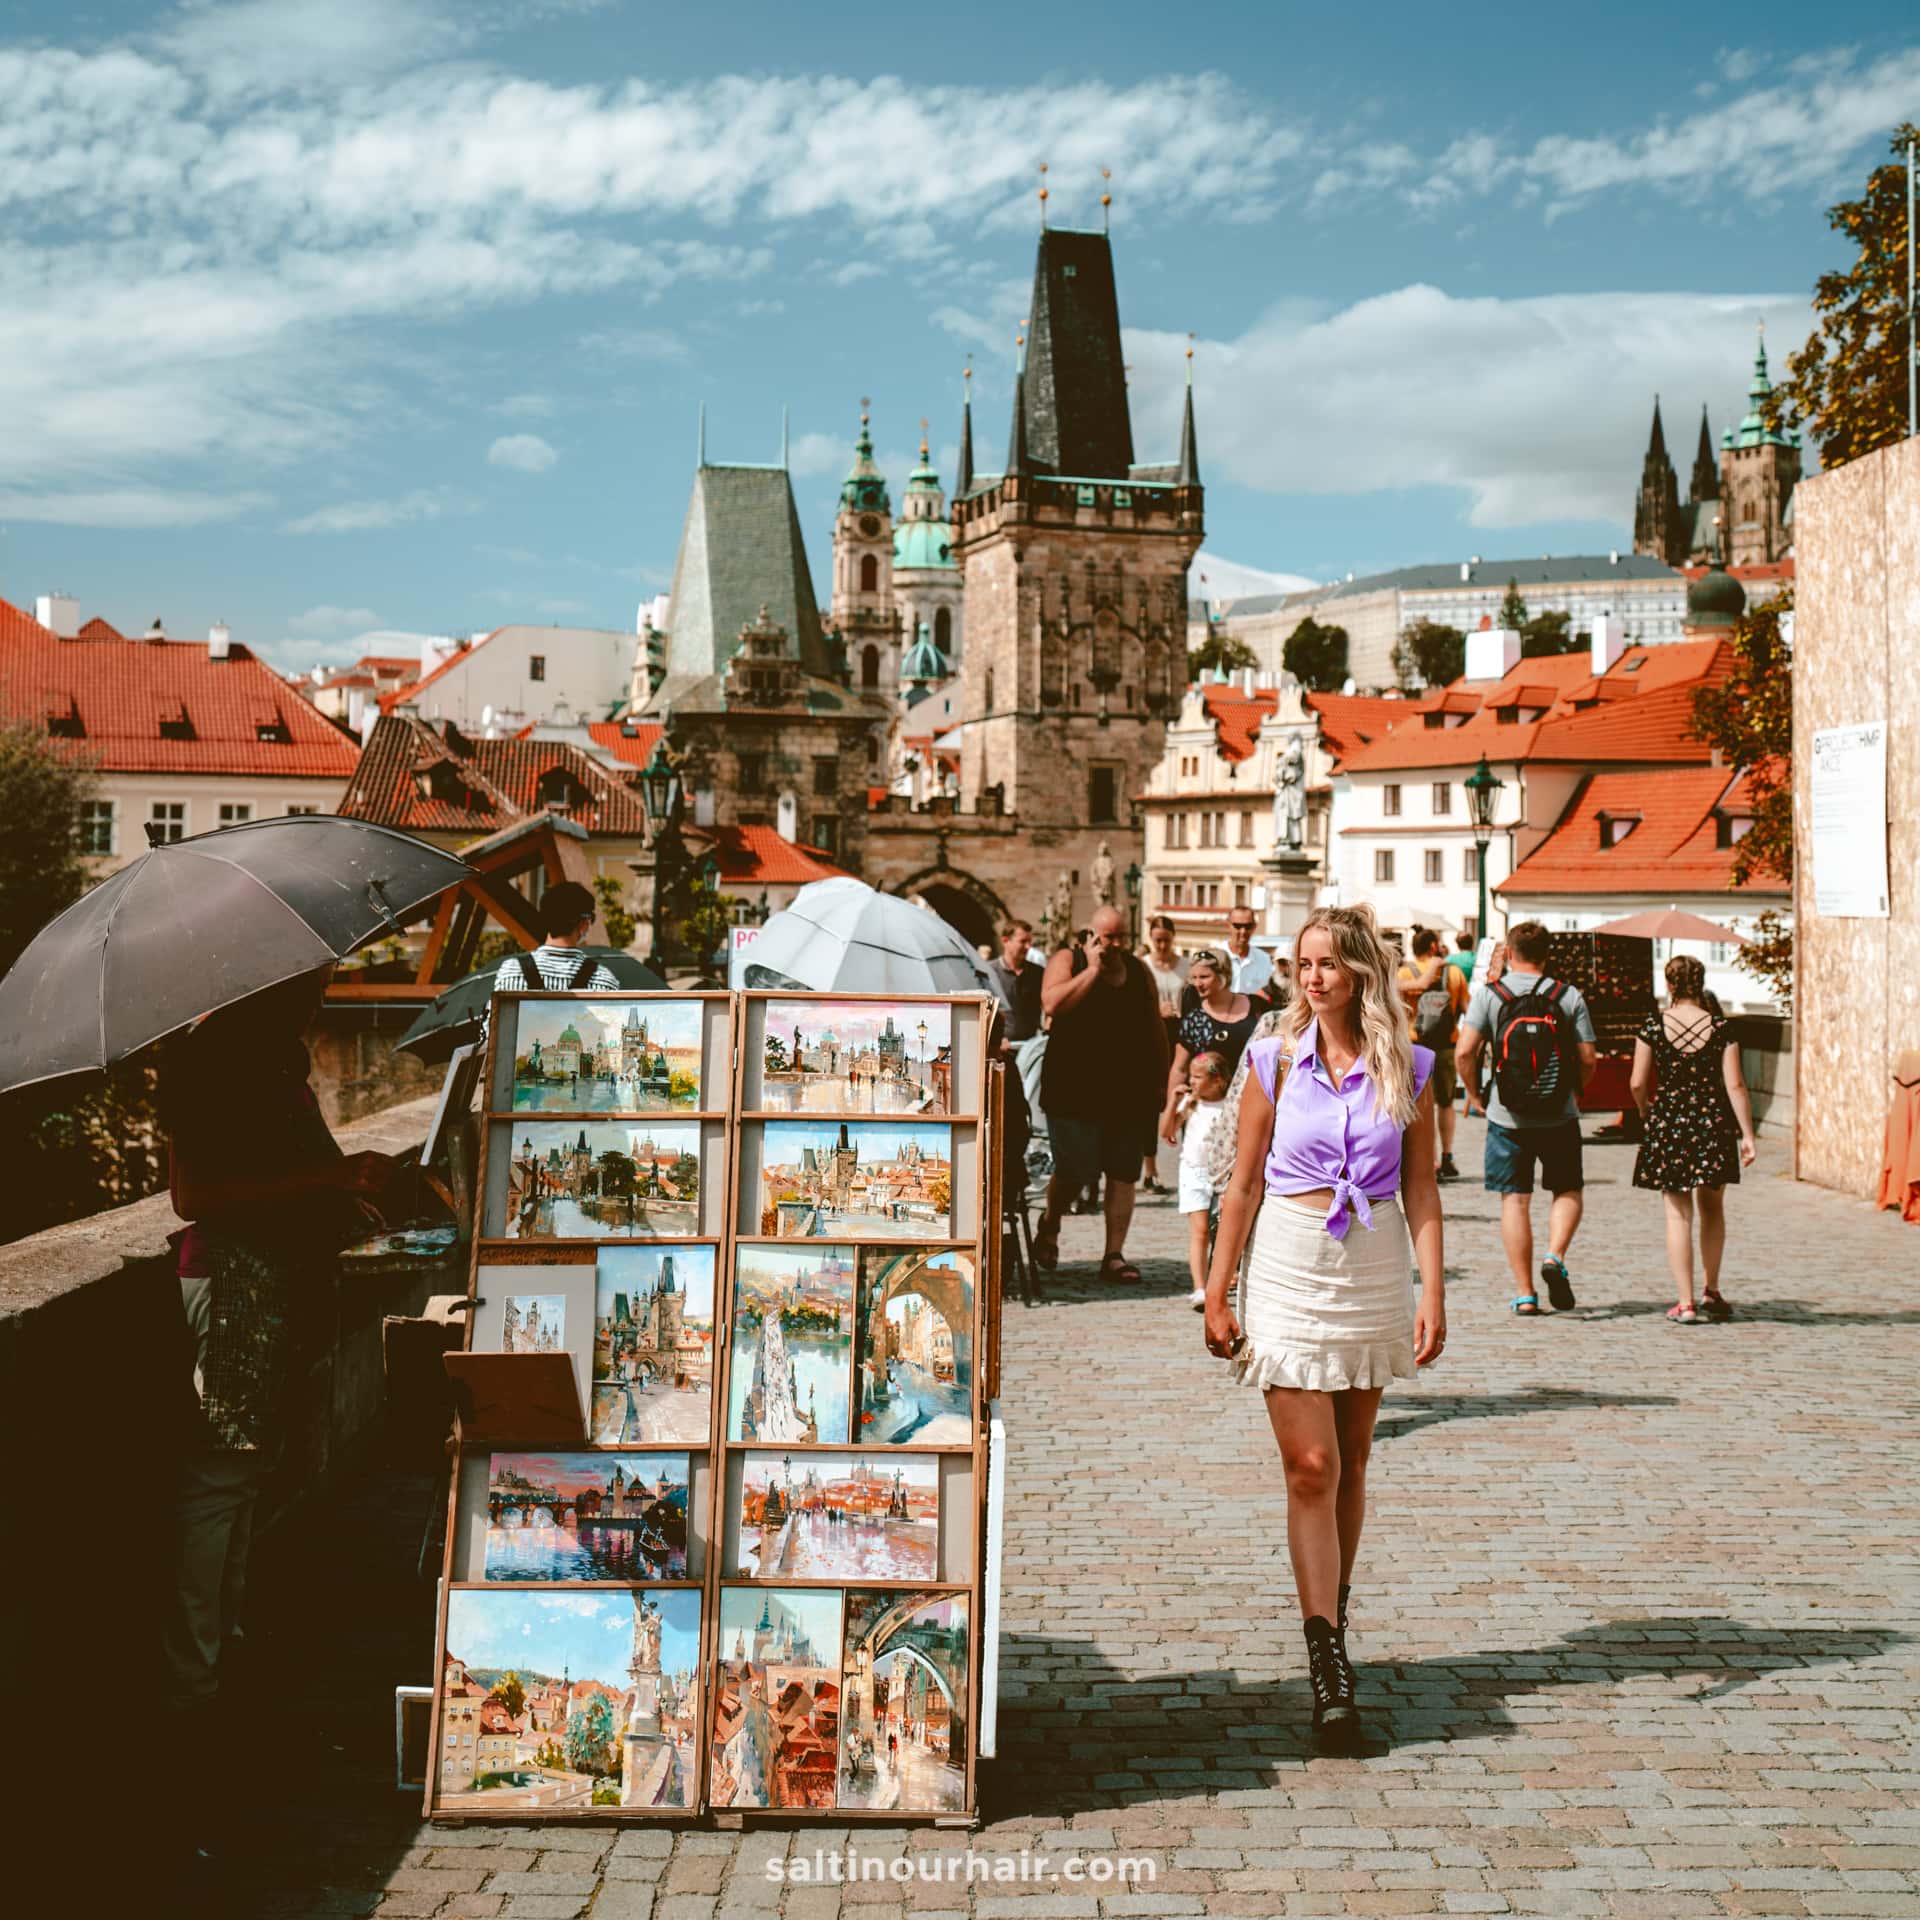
[983,918,1044,1046]
[1035,905,1168,1282]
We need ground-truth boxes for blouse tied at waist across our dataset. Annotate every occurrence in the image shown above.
[1245,1027,1433,1240]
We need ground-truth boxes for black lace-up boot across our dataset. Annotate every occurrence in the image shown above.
[1303,1615,1358,1751]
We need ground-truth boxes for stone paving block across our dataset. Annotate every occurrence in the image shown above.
[500,1898,593,1920]
[585,1888,653,1920]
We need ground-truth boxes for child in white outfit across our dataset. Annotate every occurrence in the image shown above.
[1177,1050,1231,1309]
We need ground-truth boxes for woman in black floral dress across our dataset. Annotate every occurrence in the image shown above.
[1629,956,1758,1324]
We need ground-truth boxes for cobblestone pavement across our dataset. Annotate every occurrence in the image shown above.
[210,1124,1919,1920]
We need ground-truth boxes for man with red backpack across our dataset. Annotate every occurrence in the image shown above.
[1455,921,1597,1315]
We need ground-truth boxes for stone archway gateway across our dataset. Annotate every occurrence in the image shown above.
[892,869,1007,954]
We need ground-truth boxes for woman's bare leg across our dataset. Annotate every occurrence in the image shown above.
[1264,1387,1342,1621]
[1696,1185,1727,1290]
[1331,1387,1386,1586]
[1662,1190,1695,1307]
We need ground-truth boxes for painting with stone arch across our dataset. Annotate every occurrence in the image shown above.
[838,1590,968,1811]
[709,1588,845,1810]
[511,997,705,1113]
[732,1449,939,1582]
[500,1293,565,1356]
[727,1244,855,1446]
[436,1588,702,1814]
[503,1120,700,1238]
[590,1245,716,1446]
[760,1000,953,1114]
[855,1247,974,1445]
[758,1120,952,1239]
[482,1451,689,1582]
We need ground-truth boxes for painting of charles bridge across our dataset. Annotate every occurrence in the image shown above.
[482,1451,690,1582]
[732,1450,939,1582]
[512,998,705,1113]
[759,1121,952,1240]
[838,1590,968,1812]
[759,1001,952,1115]
[504,1120,701,1238]
[437,1589,702,1814]
[591,1245,716,1446]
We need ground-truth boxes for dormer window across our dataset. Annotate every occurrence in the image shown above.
[1495,708,1519,726]
[1597,812,1641,847]
[45,699,85,740]
[536,768,588,810]
[158,707,195,741]
[1714,812,1753,849]
[255,714,293,744]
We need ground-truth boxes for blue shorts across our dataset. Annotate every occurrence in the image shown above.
[1484,1118,1584,1195]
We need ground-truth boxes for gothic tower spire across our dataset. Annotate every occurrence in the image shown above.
[1176,341,1199,489]
[955,367,974,496]
[1632,393,1683,565]
[1004,332,1030,480]
[1689,404,1719,503]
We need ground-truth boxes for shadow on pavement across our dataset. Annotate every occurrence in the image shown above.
[985,1615,1910,1819]
[1374,1383,1681,1439]
[1576,1296,1920,1326]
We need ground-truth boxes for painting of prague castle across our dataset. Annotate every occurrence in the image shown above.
[512,998,704,1113]
[759,1121,952,1240]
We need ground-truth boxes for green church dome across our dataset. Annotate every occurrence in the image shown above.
[1687,562,1746,629]
[892,518,955,570]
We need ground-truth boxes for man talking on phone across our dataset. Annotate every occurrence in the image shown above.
[1032,905,1169,1283]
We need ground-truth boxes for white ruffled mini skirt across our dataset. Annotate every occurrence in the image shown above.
[1229,1191,1416,1393]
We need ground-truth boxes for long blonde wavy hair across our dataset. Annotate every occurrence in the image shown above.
[1281,905,1419,1128]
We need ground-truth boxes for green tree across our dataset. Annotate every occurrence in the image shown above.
[1519,609,1583,658]
[1765,123,1918,469]
[1186,623,1258,682]
[0,719,98,974]
[1281,616,1350,693]
[1497,579,1530,630]
[1689,586,1794,1002]
[592,874,636,951]
[679,881,739,968]
[492,1672,526,1721]
[564,1691,618,1777]
[1391,619,1466,689]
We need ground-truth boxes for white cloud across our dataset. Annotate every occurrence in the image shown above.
[494,392,552,418]
[488,432,558,473]
[284,487,466,533]
[287,603,383,636]
[577,328,689,362]
[832,261,885,287]
[0,486,271,528]
[1130,285,1812,531]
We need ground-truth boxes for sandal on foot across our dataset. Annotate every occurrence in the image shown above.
[1033,1219,1060,1272]
[1699,1288,1733,1321]
[1511,1294,1543,1315]
[1099,1253,1143,1284]
[1666,1302,1701,1324]
[1539,1255,1576,1312]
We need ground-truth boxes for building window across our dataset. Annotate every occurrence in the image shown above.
[150,802,187,843]
[1715,813,1753,849]
[934,606,952,654]
[984,669,995,710]
[79,800,116,856]
[859,553,879,593]
[285,803,320,816]
[812,758,837,798]
[1432,781,1451,814]
[1383,784,1402,817]
[1710,942,1733,965]
[1424,849,1444,884]
[1239,811,1255,847]
[1598,813,1640,847]
[738,754,767,794]
[1088,765,1119,824]
[528,655,546,682]
[218,803,252,826]
[861,645,880,690]
[1233,882,1249,908]
[1464,846,1480,882]
[1198,813,1212,848]
[1374,849,1395,884]
[812,817,839,855]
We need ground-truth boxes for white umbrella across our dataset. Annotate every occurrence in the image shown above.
[742,878,995,995]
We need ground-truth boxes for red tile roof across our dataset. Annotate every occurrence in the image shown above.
[1682,559,1794,596]
[358,653,418,676]
[586,720,663,767]
[78,616,124,640]
[338,714,648,835]
[1339,639,1730,774]
[1499,767,1786,898]
[1303,691,1413,770]
[0,595,361,778]
[701,824,851,886]
[1198,684,1278,763]
[377,633,500,714]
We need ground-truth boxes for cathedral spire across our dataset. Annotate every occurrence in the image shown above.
[1689,404,1719,502]
[1176,340,1199,489]
[955,366,974,496]
[1645,395,1668,463]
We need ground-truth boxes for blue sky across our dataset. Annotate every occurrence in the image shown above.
[447,1587,701,1686]
[4,0,1917,669]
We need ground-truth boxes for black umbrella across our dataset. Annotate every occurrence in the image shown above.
[0,816,474,1097]
[393,948,667,1064]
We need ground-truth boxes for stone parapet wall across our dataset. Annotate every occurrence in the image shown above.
[1791,435,1920,1194]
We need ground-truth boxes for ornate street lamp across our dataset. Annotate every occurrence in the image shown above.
[1464,754,1505,944]
[1124,861,1142,944]
[639,739,686,970]
[639,740,680,831]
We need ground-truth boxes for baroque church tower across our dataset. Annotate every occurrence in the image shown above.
[830,409,902,695]
[1718,324,1800,567]
[946,227,1202,925]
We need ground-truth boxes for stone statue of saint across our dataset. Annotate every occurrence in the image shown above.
[1091,841,1117,907]
[1273,733,1307,852]
[1050,871,1074,947]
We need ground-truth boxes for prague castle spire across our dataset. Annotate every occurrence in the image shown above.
[1689,404,1720,502]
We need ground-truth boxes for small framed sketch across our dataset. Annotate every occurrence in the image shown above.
[435,1588,702,1814]
[729,1451,940,1581]
[472,1258,599,1423]
[727,1244,855,1446]
[506,998,708,1113]
[838,1590,968,1811]
[591,1245,718,1446]
[710,1588,844,1810]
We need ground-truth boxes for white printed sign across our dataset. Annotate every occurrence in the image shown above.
[726,923,761,987]
[1810,720,1889,918]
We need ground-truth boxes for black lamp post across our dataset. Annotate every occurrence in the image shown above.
[1124,861,1142,944]
[639,740,684,969]
[1464,754,1505,944]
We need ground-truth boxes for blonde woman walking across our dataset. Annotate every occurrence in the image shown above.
[1629,954,1757,1324]
[1204,906,1446,1750]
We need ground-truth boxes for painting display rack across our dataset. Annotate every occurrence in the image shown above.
[425,989,1001,1827]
